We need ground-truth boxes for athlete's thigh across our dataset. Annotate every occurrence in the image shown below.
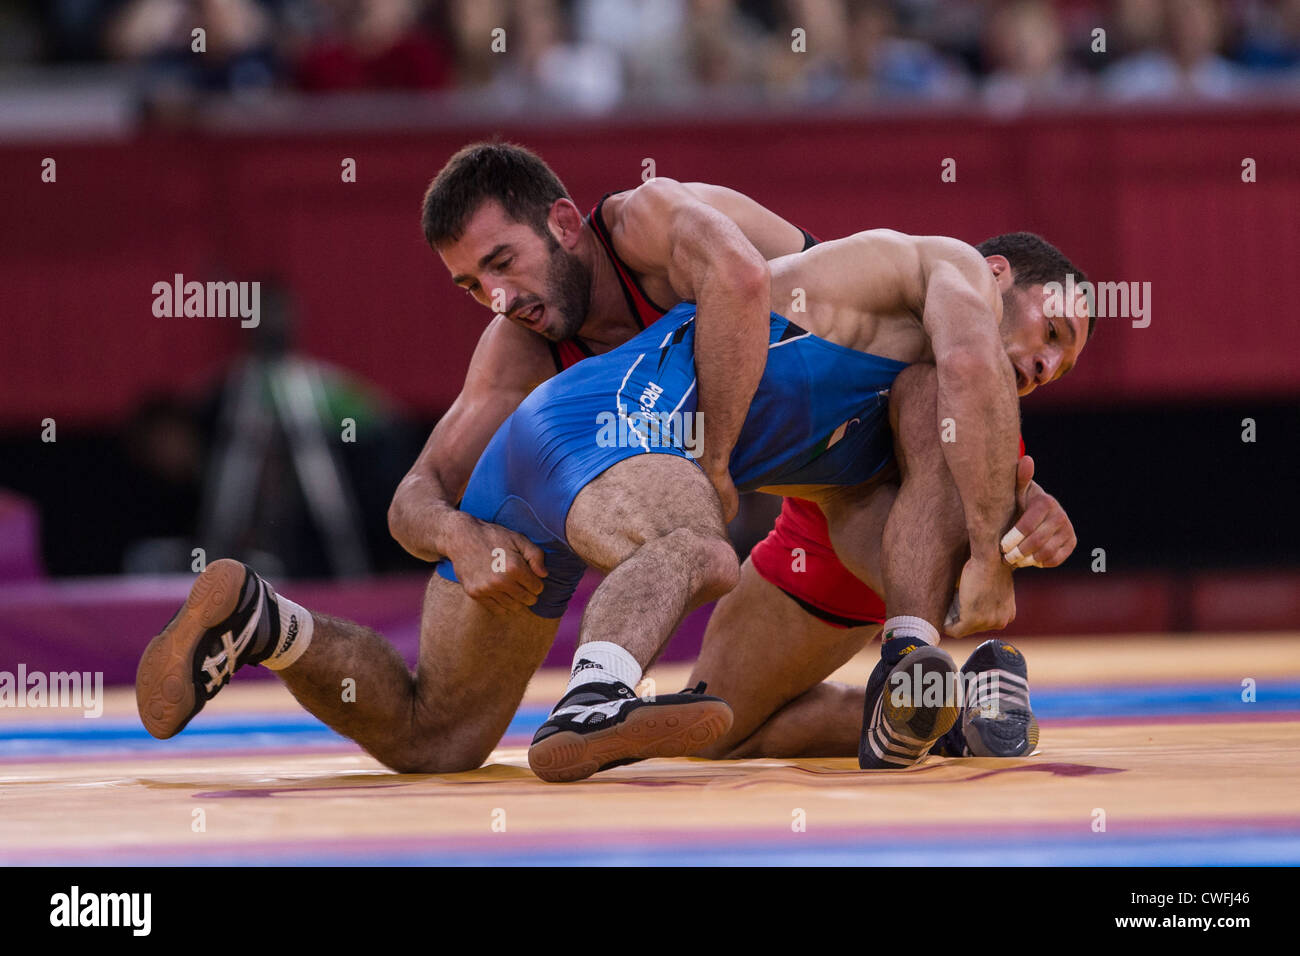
[817,472,897,596]
[687,558,879,749]
[565,454,727,571]
[414,573,559,745]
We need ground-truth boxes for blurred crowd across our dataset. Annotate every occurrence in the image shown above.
[3,0,1300,112]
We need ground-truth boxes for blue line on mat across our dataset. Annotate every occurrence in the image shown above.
[9,830,1299,867]
[2,682,1297,756]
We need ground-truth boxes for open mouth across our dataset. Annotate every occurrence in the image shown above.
[514,303,545,329]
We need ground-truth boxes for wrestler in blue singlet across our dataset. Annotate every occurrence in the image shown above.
[436,303,908,616]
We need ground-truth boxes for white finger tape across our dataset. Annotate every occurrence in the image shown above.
[1001,526,1025,553]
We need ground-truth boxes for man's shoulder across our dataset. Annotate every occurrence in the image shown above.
[843,231,989,291]
[603,178,692,231]
[825,229,977,259]
[912,233,985,267]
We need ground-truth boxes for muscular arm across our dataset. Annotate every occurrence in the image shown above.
[387,393,512,563]
[387,318,551,568]
[677,183,811,259]
[612,178,773,514]
[917,238,1020,561]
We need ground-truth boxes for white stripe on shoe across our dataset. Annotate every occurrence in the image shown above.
[865,694,934,767]
[966,669,1031,715]
[199,585,262,693]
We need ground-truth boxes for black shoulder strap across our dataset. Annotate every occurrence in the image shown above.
[589,191,648,329]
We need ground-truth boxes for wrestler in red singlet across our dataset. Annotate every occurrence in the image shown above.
[556,196,882,626]
[566,197,1021,628]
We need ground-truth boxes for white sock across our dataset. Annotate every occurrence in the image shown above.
[882,615,940,647]
[566,641,642,693]
[261,594,315,671]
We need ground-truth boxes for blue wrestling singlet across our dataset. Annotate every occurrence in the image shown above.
[436,303,908,616]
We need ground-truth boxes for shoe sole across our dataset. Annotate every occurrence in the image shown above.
[528,699,733,783]
[961,640,1038,757]
[882,646,961,740]
[136,559,246,739]
[965,710,1040,757]
[862,646,960,768]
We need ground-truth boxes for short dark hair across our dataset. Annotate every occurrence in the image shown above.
[976,231,1094,339]
[421,141,571,247]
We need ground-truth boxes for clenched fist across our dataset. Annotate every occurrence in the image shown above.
[445,515,549,616]
[944,556,1016,638]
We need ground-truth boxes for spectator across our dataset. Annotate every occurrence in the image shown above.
[10,0,1300,110]
[446,0,507,88]
[574,0,689,104]
[1113,0,1167,56]
[982,0,1091,111]
[1104,0,1245,100]
[105,0,279,97]
[292,0,453,92]
[765,0,850,102]
[1235,0,1300,74]
[846,0,971,101]
[682,0,770,93]
[516,0,624,112]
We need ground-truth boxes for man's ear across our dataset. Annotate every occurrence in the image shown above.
[986,254,1014,292]
[548,199,585,249]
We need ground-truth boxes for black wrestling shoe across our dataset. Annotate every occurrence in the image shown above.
[136,559,280,739]
[933,639,1039,758]
[528,680,732,783]
[859,635,961,769]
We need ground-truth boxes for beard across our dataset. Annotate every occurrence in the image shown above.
[538,240,591,342]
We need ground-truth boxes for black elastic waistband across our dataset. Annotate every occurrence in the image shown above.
[778,586,881,629]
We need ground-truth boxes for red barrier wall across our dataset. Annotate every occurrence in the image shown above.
[3,105,1298,428]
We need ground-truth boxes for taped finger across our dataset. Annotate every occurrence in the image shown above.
[1001,526,1026,555]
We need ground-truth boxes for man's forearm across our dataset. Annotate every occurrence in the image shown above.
[692,266,770,474]
[387,472,468,563]
[934,354,1020,561]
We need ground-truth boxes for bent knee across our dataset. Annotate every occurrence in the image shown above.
[668,528,740,602]
[381,731,494,775]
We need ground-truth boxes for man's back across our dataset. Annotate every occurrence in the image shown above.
[768,229,999,366]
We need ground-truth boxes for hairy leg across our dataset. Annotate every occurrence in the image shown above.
[880,364,970,624]
[688,559,879,758]
[706,366,971,760]
[275,574,558,773]
[565,455,740,668]
[823,363,968,628]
